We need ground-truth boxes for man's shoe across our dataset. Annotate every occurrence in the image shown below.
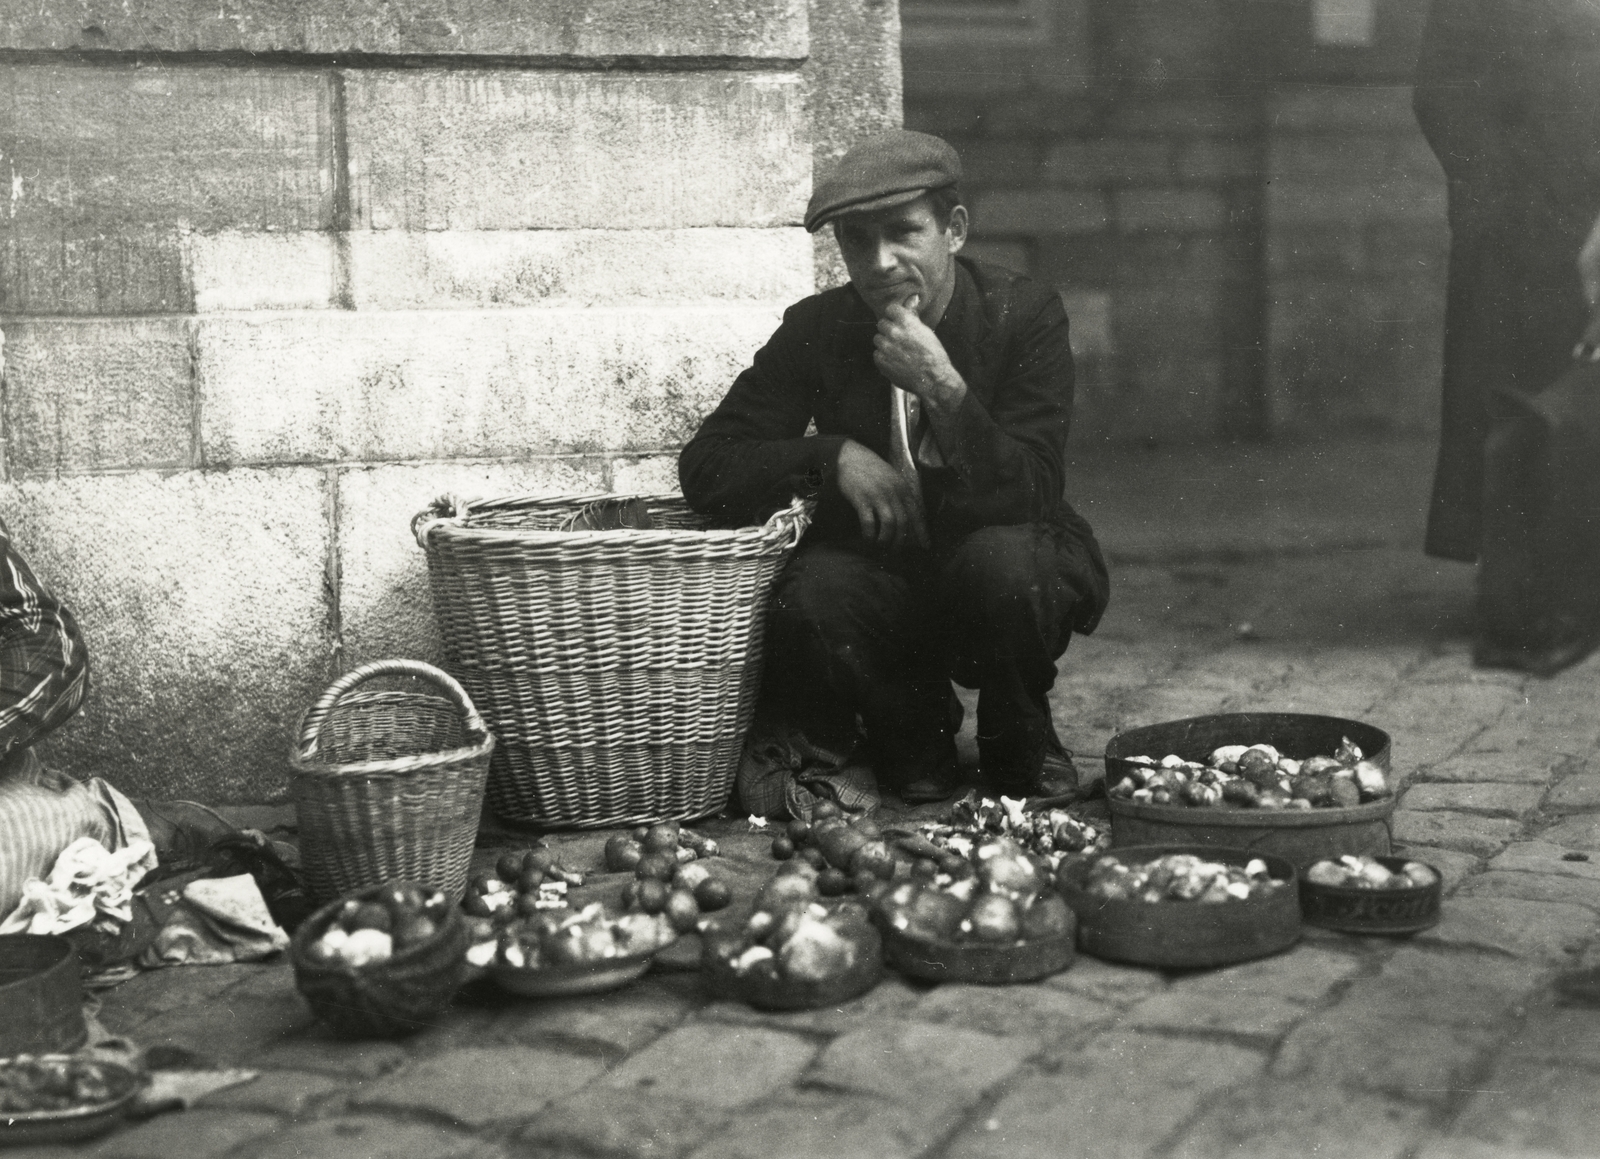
[987,748,1082,803]
[1554,964,1600,1005]
[880,735,963,806]
[1033,747,1082,800]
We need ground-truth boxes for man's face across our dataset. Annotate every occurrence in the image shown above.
[832,194,967,322]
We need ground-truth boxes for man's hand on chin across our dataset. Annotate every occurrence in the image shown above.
[872,298,966,411]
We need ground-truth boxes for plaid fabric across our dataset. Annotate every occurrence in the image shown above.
[783,767,879,824]
[736,721,880,822]
[0,517,88,759]
[0,518,97,915]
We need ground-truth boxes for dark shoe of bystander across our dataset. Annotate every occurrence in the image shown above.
[1473,622,1600,678]
[984,745,1082,802]
[1554,964,1600,1005]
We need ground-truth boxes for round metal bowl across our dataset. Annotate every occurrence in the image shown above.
[1058,844,1302,969]
[491,949,658,998]
[0,935,88,1058]
[0,1057,142,1146]
[1104,713,1397,869]
[1298,856,1442,935]
[879,925,1074,985]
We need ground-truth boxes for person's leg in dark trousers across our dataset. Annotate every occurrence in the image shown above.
[937,524,1090,793]
[763,539,959,797]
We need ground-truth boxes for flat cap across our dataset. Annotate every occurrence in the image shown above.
[804,130,962,233]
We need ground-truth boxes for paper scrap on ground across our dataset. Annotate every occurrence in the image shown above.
[140,873,289,966]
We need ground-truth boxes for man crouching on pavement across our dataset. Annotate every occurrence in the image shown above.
[678,130,1110,809]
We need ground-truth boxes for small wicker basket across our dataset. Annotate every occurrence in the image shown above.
[290,883,470,1038]
[413,492,810,829]
[289,659,495,903]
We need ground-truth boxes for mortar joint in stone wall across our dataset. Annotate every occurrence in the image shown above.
[0,326,8,484]
[328,71,355,311]
[324,465,345,673]
[186,319,204,470]
[0,48,812,73]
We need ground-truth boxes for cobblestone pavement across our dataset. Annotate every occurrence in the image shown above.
[16,438,1600,1158]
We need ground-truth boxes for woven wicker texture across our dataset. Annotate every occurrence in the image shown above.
[413,493,810,828]
[289,659,495,903]
[290,883,471,1038]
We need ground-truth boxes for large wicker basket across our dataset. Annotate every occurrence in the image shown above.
[412,492,810,828]
[289,659,495,903]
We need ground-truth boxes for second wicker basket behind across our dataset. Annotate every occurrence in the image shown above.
[413,492,809,828]
[290,660,494,903]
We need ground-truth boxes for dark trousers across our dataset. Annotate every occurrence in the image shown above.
[761,523,1091,789]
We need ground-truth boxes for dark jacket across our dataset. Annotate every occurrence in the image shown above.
[679,256,1107,633]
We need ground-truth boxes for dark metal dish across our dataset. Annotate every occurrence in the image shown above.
[0,935,88,1058]
[1058,844,1302,968]
[0,1056,142,1147]
[1104,713,1397,868]
[1298,856,1442,935]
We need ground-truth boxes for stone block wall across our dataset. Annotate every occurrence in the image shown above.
[904,0,1273,445]
[903,0,1447,445]
[0,0,900,801]
[1265,82,1448,437]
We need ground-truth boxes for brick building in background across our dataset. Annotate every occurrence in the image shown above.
[902,0,1448,446]
[0,0,899,802]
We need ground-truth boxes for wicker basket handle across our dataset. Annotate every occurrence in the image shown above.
[766,493,813,548]
[412,493,471,548]
[295,658,490,763]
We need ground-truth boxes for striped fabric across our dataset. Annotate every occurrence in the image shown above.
[0,518,96,915]
[0,751,114,917]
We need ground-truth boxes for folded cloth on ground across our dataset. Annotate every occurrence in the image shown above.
[737,717,879,821]
[0,748,156,917]
[137,872,289,967]
[0,835,158,937]
[72,1002,258,1117]
[129,799,316,935]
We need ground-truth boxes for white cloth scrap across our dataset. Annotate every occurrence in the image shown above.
[0,752,155,917]
[0,834,158,936]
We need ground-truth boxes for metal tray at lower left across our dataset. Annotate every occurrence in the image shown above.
[0,1059,143,1148]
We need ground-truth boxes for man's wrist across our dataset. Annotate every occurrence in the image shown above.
[919,369,968,417]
